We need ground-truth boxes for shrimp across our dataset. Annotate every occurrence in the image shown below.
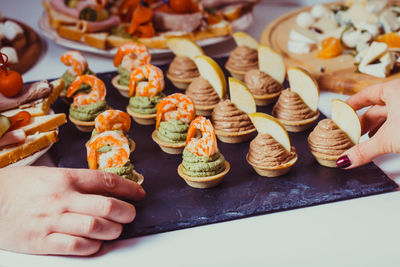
[95,110,131,134]
[60,50,88,76]
[87,130,130,170]
[156,93,195,129]
[129,64,164,97]
[113,42,151,71]
[67,74,106,106]
[185,116,218,157]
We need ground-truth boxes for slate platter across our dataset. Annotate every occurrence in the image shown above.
[49,57,398,240]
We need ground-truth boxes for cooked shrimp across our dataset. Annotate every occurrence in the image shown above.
[113,42,151,71]
[185,116,218,157]
[95,110,131,133]
[129,64,164,97]
[87,130,130,170]
[60,50,88,76]
[156,93,195,129]
[67,74,106,106]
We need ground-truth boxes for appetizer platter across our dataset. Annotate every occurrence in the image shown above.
[48,53,396,239]
[39,0,256,57]
[0,16,43,74]
[260,0,400,94]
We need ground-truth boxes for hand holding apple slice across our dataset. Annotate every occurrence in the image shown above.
[331,99,361,145]
[233,32,259,50]
[249,112,291,152]
[258,44,286,84]
[229,77,256,114]
[167,37,204,61]
[194,55,226,99]
[287,67,319,112]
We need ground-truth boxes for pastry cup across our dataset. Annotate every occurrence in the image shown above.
[133,169,144,185]
[195,103,219,116]
[126,106,156,125]
[69,114,95,132]
[310,151,339,168]
[166,73,196,90]
[111,75,130,98]
[152,130,186,154]
[225,65,247,81]
[177,161,230,189]
[215,128,256,144]
[253,91,281,106]
[276,111,320,133]
[246,152,298,177]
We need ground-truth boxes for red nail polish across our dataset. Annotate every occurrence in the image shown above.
[337,155,351,168]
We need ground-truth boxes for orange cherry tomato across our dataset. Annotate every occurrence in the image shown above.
[170,0,192,14]
[0,69,23,97]
[9,111,31,131]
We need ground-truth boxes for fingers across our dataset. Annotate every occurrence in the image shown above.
[51,212,123,241]
[67,193,136,224]
[337,131,385,169]
[359,105,387,135]
[63,169,146,202]
[42,233,102,256]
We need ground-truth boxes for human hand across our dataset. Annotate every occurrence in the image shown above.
[336,79,400,169]
[0,166,145,256]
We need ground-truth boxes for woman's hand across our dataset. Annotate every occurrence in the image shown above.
[0,166,145,256]
[337,79,400,168]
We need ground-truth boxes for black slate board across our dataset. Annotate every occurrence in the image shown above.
[50,57,398,239]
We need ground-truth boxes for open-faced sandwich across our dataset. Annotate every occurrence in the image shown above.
[42,0,258,50]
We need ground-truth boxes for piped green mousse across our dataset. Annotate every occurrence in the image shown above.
[157,119,189,143]
[128,93,165,114]
[182,148,226,177]
[69,100,108,121]
[117,65,131,87]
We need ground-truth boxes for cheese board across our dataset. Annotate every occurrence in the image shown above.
[259,1,400,95]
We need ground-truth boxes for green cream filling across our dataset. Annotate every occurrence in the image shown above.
[61,69,94,95]
[182,148,226,177]
[69,100,108,121]
[128,93,165,114]
[157,119,189,143]
[102,162,140,182]
[117,65,131,86]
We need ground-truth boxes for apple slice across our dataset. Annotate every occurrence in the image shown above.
[331,99,361,145]
[167,37,204,60]
[194,55,226,99]
[287,67,319,112]
[258,44,286,84]
[233,32,259,50]
[249,112,291,152]
[229,77,256,114]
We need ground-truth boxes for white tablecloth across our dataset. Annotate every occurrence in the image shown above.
[1,1,400,266]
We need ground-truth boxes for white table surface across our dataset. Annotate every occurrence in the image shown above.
[1,1,400,266]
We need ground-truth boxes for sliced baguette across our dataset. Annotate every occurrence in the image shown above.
[57,25,83,42]
[0,131,58,168]
[22,113,66,135]
[83,32,108,49]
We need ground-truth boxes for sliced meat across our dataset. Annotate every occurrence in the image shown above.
[77,15,121,33]
[153,12,205,32]
[0,80,52,112]
[202,0,257,9]
[0,129,26,148]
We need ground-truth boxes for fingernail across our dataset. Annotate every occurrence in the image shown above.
[337,155,351,169]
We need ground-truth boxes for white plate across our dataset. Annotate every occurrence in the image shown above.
[38,11,254,58]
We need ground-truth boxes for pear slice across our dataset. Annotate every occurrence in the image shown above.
[229,77,256,114]
[232,32,259,50]
[249,112,291,152]
[287,67,319,112]
[194,55,226,99]
[258,44,286,84]
[331,99,361,145]
[167,37,204,60]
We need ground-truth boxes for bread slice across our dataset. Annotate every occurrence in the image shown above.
[57,25,83,42]
[42,0,78,28]
[83,32,108,49]
[1,79,65,117]
[0,131,58,167]
[22,113,66,135]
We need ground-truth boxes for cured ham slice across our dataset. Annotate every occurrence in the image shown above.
[0,129,26,148]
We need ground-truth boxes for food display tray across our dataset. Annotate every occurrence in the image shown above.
[50,57,398,240]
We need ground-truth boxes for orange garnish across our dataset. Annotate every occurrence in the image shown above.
[9,111,31,131]
[136,23,155,38]
[376,33,400,48]
[128,4,153,35]
[317,37,343,59]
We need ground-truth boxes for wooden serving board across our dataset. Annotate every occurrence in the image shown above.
[259,2,400,95]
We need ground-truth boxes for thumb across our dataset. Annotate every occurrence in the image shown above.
[336,133,385,169]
